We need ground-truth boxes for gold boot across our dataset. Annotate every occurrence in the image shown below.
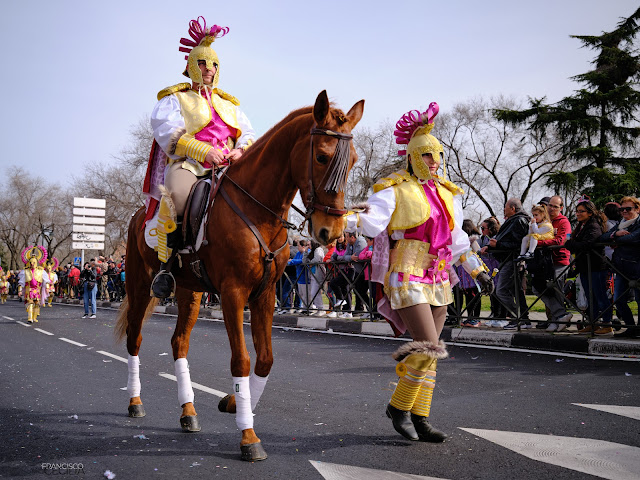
[26,303,34,323]
[410,360,447,442]
[156,191,177,263]
[387,340,448,441]
[34,303,40,322]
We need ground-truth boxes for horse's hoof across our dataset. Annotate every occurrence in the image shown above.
[240,442,268,462]
[128,404,146,418]
[180,415,201,432]
[218,394,236,413]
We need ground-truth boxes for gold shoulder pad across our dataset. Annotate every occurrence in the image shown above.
[373,169,411,193]
[434,175,465,196]
[214,88,240,106]
[157,83,192,101]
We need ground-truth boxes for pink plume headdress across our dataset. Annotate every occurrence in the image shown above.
[21,245,48,266]
[179,16,229,60]
[394,102,439,156]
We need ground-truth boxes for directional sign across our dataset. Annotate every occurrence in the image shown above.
[73,216,105,225]
[72,242,105,250]
[73,225,106,233]
[73,207,105,217]
[72,233,105,242]
[74,198,106,209]
[73,257,81,265]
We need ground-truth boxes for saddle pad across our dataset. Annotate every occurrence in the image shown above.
[144,179,212,254]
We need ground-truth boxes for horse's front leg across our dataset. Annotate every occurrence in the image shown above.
[172,287,203,432]
[221,287,268,461]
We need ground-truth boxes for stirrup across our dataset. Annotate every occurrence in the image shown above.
[150,269,176,299]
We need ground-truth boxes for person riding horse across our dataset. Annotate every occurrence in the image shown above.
[145,17,256,298]
[344,103,495,442]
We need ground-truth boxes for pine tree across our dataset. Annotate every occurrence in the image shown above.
[494,8,640,205]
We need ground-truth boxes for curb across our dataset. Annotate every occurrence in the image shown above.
[30,296,640,359]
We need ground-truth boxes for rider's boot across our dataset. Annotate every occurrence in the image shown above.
[151,194,180,299]
[386,341,448,441]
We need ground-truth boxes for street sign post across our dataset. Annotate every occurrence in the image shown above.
[73,197,106,266]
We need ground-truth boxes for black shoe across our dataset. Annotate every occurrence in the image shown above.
[614,328,640,339]
[386,404,418,441]
[151,270,175,299]
[536,322,550,329]
[410,413,447,442]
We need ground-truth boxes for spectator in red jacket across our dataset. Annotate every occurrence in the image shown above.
[68,264,81,298]
[536,195,573,332]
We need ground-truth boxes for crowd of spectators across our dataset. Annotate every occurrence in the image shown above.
[275,195,640,338]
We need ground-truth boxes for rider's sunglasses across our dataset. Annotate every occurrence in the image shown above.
[619,206,634,213]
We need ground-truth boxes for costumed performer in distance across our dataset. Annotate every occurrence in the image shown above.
[344,103,494,442]
[18,246,50,323]
[146,16,256,298]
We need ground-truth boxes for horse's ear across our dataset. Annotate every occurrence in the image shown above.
[313,90,330,125]
[345,99,365,128]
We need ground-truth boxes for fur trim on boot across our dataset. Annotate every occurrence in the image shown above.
[158,185,177,219]
[392,340,448,362]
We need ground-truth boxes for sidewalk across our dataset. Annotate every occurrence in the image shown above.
[41,296,640,359]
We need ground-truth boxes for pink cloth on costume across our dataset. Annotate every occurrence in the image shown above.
[27,272,40,301]
[399,180,452,284]
[194,98,237,168]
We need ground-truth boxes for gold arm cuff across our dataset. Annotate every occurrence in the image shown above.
[470,266,484,279]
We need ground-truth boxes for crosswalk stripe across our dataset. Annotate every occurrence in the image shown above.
[3,316,15,320]
[96,351,127,363]
[158,373,227,398]
[573,403,640,421]
[309,460,449,480]
[460,428,640,480]
[16,321,30,327]
[34,328,54,335]
[59,337,87,347]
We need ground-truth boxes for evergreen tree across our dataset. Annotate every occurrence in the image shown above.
[494,8,640,206]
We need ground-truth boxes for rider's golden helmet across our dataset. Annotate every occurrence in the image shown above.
[179,17,229,87]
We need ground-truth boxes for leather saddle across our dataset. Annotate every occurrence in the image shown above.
[181,178,211,250]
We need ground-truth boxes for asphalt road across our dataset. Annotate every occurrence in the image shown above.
[0,301,638,480]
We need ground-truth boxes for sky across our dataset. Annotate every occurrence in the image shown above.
[0,0,636,186]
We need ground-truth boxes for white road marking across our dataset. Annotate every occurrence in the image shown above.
[309,460,448,479]
[460,428,640,480]
[158,373,227,398]
[16,321,30,327]
[573,404,640,421]
[34,328,54,335]
[96,351,128,363]
[3,316,15,320]
[59,337,87,347]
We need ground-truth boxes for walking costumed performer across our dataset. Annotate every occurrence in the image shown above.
[0,268,8,304]
[144,16,255,298]
[20,246,50,323]
[344,103,495,441]
[45,258,59,306]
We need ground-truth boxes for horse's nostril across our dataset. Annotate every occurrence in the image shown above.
[318,228,329,245]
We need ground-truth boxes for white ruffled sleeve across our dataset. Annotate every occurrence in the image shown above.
[344,187,396,238]
[235,106,256,149]
[150,95,185,161]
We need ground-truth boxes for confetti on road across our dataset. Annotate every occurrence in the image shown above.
[134,434,148,440]
[104,470,116,479]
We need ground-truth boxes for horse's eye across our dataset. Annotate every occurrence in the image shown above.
[316,154,329,165]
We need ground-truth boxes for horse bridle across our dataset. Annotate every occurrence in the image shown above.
[289,127,353,225]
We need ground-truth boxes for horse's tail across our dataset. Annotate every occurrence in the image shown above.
[114,295,159,343]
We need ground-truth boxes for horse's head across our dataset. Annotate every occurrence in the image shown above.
[297,90,364,245]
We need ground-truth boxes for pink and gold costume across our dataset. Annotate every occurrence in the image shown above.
[20,246,49,323]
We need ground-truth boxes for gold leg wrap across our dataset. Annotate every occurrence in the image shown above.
[390,353,438,412]
[34,304,40,322]
[26,303,34,323]
[156,194,177,263]
[410,361,437,417]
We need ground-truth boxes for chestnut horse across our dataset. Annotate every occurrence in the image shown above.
[115,91,364,461]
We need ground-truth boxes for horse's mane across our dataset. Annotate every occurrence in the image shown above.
[246,103,346,153]
[248,106,314,152]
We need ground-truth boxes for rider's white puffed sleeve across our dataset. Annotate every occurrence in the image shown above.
[235,106,256,150]
[344,187,396,238]
[151,95,186,161]
[451,195,486,279]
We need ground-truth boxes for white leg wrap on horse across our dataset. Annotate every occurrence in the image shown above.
[175,358,195,406]
[127,355,141,398]
[249,372,269,411]
[233,376,253,430]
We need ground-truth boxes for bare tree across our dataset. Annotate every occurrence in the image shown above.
[437,97,572,218]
